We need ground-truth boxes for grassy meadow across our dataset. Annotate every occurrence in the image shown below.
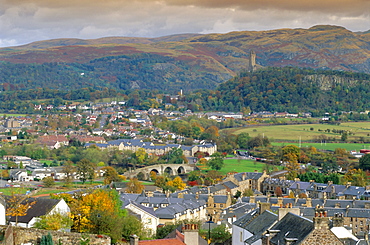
[233,122,370,146]
[198,158,278,175]
[271,142,368,151]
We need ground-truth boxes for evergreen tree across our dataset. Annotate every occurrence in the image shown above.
[40,232,54,245]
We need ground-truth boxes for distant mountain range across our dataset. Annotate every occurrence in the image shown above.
[0,25,369,92]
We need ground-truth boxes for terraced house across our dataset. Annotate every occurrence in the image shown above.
[86,139,217,157]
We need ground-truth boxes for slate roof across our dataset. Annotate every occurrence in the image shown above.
[213,195,228,204]
[325,199,354,208]
[353,200,370,209]
[7,198,61,223]
[222,181,239,189]
[233,209,260,228]
[346,208,370,218]
[209,184,226,193]
[343,186,365,197]
[243,210,278,244]
[289,181,311,191]
[323,184,347,194]
[128,200,158,217]
[233,172,264,182]
[305,182,328,192]
[268,212,313,245]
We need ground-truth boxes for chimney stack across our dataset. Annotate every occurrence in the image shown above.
[332,213,344,227]
[259,202,271,215]
[313,206,330,230]
[249,196,256,204]
[183,224,199,245]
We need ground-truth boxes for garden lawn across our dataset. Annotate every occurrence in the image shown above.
[0,187,29,195]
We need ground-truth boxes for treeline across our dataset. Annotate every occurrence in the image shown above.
[0,52,219,93]
[187,67,370,114]
[1,65,370,115]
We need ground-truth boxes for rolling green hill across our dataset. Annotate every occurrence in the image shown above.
[0,25,369,93]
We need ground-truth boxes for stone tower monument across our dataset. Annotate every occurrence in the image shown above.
[249,50,256,72]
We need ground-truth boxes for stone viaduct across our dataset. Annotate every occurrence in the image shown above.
[124,164,196,180]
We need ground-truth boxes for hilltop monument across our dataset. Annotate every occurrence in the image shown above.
[249,50,256,72]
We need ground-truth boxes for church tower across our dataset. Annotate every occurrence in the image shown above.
[249,50,256,72]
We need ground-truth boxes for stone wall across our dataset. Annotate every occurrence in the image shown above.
[0,225,111,245]
[300,229,342,245]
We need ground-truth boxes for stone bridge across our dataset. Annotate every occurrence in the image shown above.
[124,164,196,180]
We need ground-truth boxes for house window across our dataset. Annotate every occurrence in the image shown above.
[240,232,243,242]
[220,204,223,208]
[147,218,152,224]
[214,204,217,208]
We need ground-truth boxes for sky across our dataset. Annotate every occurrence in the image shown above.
[0,0,369,47]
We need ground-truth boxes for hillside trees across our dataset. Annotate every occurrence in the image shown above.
[359,154,370,171]
[76,159,96,184]
[207,152,225,171]
[126,178,145,193]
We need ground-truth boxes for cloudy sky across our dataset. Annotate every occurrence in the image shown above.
[1,0,369,47]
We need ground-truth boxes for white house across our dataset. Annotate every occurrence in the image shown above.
[124,200,160,236]
[0,196,6,225]
[8,198,70,228]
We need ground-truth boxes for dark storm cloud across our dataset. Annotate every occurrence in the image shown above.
[0,0,369,47]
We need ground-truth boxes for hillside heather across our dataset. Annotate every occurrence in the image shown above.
[0,25,369,93]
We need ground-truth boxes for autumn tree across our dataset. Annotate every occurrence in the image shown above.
[274,186,283,197]
[342,169,368,187]
[33,212,72,231]
[62,161,76,186]
[43,176,55,188]
[169,176,186,191]
[69,189,124,235]
[6,195,36,226]
[126,178,145,194]
[285,153,300,180]
[135,148,147,164]
[76,158,96,184]
[282,145,300,161]
[101,166,122,184]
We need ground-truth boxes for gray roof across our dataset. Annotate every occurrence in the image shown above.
[243,210,278,244]
[343,186,365,196]
[213,195,228,204]
[7,197,61,223]
[223,181,239,189]
[289,181,311,190]
[268,212,313,245]
[128,200,158,217]
[233,172,264,182]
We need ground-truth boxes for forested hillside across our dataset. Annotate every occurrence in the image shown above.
[188,67,370,114]
[0,25,369,93]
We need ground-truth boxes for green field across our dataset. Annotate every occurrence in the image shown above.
[220,158,266,174]
[233,122,370,142]
[0,187,29,195]
[198,158,276,175]
[272,142,369,151]
[2,114,28,117]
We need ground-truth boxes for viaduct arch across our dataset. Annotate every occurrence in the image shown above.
[124,164,195,181]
